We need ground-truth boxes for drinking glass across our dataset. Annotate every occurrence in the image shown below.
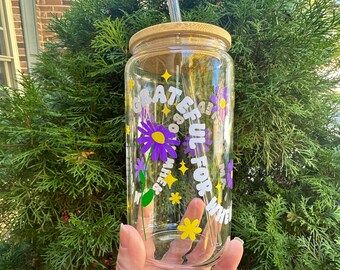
[125,22,234,269]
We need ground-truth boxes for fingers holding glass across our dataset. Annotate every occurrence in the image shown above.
[186,216,222,265]
[135,197,229,269]
[162,198,205,264]
[214,237,244,270]
[137,200,156,259]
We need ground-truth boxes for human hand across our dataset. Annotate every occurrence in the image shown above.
[116,199,243,270]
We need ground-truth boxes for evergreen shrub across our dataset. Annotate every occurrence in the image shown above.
[0,0,339,269]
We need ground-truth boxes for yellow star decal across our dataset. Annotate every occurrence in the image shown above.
[128,79,135,90]
[128,96,133,108]
[216,182,222,204]
[216,182,222,191]
[179,160,188,175]
[161,105,171,117]
[125,125,130,135]
[163,172,177,188]
[217,195,222,204]
[161,69,172,82]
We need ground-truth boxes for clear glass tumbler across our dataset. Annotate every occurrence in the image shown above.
[125,22,234,269]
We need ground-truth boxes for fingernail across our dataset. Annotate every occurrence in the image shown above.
[234,237,244,245]
[120,224,130,248]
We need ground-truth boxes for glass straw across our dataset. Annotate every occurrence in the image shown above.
[167,0,182,22]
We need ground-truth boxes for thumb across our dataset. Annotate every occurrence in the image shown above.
[116,224,146,270]
[214,237,244,270]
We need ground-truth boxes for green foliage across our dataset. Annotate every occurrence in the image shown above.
[0,0,339,269]
[222,0,339,173]
[48,0,139,52]
[220,2,340,267]
[45,215,120,269]
[90,18,130,75]
[1,16,126,266]
[182,2,223,23]
[0,241,36,270]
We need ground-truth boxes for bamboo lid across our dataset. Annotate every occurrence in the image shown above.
[129,22,231,52]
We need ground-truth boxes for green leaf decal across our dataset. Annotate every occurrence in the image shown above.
[141,189,154,207]
[139,170,145,186]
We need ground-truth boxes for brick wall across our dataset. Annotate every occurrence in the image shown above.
[11,0,71,74]
[36,0,71,48]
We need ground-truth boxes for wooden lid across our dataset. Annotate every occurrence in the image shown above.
[129,22,231,52]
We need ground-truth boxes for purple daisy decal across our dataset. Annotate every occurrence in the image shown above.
[137,120,180,162]
[182,129,213,157]
[227,160,233,189]
[210,86,228,120]
[135,157,146,181]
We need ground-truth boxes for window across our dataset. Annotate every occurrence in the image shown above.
[0,0,20,88]
[20,0,39,73]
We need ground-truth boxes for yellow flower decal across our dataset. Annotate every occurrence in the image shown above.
[128,79,135,90]
[125,125,130,135]
[169,192,182,205]
[177,218,202,241]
